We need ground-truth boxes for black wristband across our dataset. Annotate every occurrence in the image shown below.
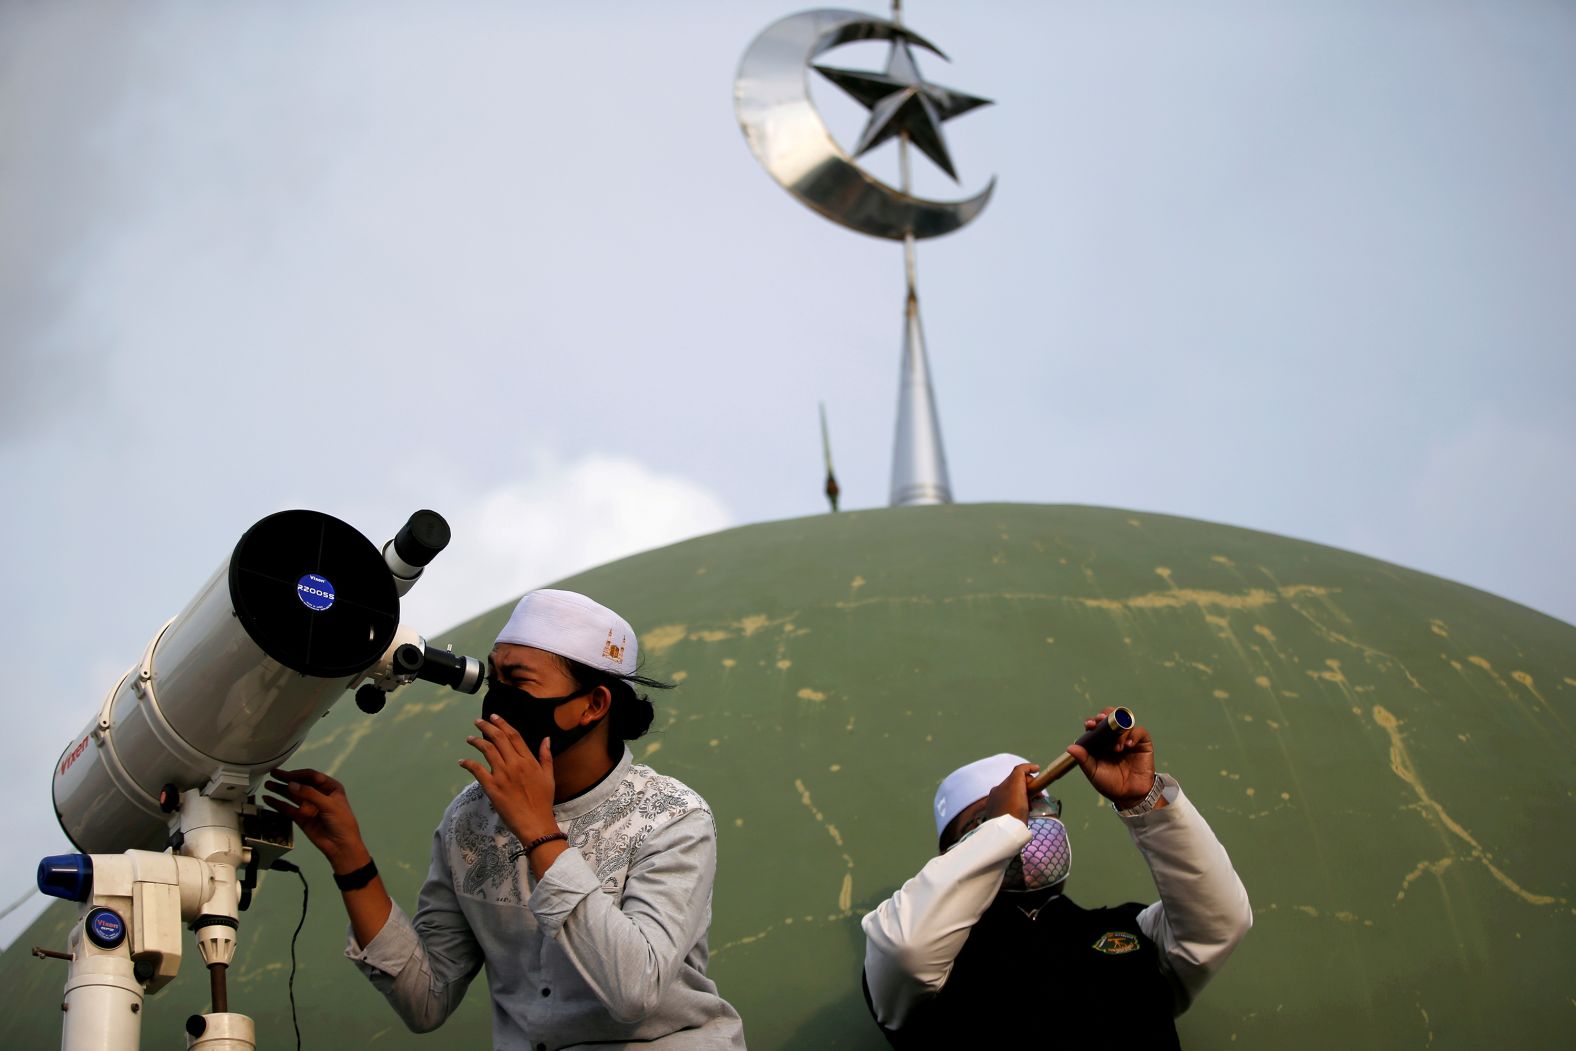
[333,859,378,892]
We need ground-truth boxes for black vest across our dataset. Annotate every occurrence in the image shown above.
[866,892,1181,1049]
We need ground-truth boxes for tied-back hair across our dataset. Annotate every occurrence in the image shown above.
[559,656,676,759]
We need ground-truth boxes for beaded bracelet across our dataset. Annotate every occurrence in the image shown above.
[510,832,568,863]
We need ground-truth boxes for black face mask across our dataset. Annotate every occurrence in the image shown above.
[481,680,600,756]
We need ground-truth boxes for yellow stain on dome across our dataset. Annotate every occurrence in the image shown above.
[642,624,687,654]
[393,696,458,723]
[324,720,375,778]
[1079,587,1281,612]
[1397,857,1455,902]
[1309,658,1347,685]
[794,777,857,913]
[1373,704,1561,907]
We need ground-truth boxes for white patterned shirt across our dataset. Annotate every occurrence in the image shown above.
[347,747,746,1050]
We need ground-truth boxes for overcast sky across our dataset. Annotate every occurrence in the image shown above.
[2,0,1572,943]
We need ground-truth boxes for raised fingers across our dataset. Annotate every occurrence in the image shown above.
[267,777,336,811]
[271,766,339,791]
[1084,706,1119,729]
[457,758,493,788]
[262,793,318,823]
[466,728,504,769]
[481,714,529,757]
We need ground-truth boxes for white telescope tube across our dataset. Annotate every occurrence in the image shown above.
[52,510,404,854]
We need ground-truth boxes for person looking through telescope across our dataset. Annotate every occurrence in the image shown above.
[861,707,1251,1049]
[265,589,745,1049]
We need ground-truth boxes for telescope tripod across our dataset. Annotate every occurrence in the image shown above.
[38,769,293,1050]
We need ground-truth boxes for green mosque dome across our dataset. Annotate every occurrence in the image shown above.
[6,504,1572,1048]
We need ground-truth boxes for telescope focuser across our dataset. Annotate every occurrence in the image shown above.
[394,642,485,694]
[356,640,483,715]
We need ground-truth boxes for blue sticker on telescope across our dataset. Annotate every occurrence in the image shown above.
[296,573,336,612]
[86,907,126,949]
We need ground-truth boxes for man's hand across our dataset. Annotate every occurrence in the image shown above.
[1067,707,1160,810]
[460,714,561,846]
[266,767,393,944]
[982,762,1041,827]
[264,767,372,875]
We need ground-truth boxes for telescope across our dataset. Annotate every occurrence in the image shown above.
[35,508,484,1051]
[1028,707,1136,792]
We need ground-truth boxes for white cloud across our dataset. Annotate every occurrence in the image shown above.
[379,452,735,638]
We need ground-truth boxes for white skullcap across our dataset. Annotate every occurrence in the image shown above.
[493,589,638,677]
[933,753,1032,838]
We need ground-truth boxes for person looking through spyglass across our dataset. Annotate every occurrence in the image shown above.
[861,706,1252,1048]
[265,589,745,1049]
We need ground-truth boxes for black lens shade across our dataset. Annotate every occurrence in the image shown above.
[228,510,399,678]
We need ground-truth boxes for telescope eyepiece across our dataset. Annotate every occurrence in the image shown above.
[392,510,450,570]
[399,643,484,694]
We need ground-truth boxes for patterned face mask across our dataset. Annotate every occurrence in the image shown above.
[951,795,1071,893]
[1000,813,1071,893]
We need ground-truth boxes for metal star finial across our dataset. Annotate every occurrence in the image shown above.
[813,35,991,182]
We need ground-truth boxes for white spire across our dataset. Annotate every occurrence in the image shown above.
[889,288,953,506]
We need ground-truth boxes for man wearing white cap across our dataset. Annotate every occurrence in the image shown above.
[267,590,746,1049]
[860,708,1251,1048]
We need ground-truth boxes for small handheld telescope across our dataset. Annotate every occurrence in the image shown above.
[1028,707,1136,792]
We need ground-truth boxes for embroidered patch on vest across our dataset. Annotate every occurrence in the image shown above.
[1092,931,1140,955]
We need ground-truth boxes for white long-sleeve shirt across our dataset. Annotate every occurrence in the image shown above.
[346,748,746,1050]
[861,774,1252,1030]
